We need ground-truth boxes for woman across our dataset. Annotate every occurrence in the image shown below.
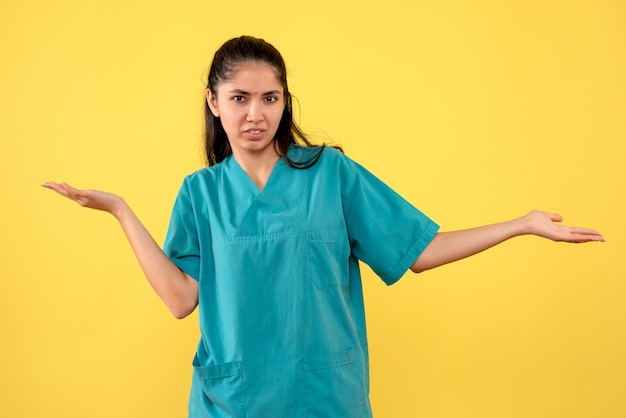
[43,36,603,417]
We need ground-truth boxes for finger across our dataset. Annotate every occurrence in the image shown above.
[569,234,605,243]
[568,227,605,239]
[41,182,68,196]
[42,182,85,204]
[41,181,62,190]
[557,227,604,243]
[548,213,563,223]
[59,183,89,201]
[58,183,76,199]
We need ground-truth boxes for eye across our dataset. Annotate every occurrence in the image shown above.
[265,96,278,103]
[232,95,245,102]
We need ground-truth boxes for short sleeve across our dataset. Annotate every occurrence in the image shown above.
[341,157,439,285]
[163,178,201,281]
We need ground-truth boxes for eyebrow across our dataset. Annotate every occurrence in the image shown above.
[227,89,282,95]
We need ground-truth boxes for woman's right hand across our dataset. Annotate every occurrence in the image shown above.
[42,182,125,216]
[42,181,198,318]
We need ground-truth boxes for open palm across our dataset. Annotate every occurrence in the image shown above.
[524,210,604,243]
[42,182,124,215]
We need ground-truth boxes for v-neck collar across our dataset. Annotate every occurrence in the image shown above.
[219,153,308,240]
[229,155,284,194]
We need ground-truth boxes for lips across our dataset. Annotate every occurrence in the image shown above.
[244,129,265,140]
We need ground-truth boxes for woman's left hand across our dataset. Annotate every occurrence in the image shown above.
[521,210,604,243]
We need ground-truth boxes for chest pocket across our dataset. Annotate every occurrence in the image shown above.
[306,229,350,289]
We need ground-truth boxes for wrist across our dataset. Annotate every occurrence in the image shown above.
[515,211,539,236]
[110,196,130,220]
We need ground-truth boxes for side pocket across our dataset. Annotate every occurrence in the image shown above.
[190,358,247,418]
[303,348,369,417]
[306,229,350,289]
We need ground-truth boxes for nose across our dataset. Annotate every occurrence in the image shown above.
[246,100,264,123]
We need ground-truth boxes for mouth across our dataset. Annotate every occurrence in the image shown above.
[244,129,266,140]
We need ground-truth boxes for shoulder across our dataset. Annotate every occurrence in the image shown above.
[317,146,365,181]
[172,160,228,199]
[287,144,356,171]
[182,160,227,184]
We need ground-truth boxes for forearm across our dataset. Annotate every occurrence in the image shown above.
[113,201,198,318]
[411,220,523,273]
[410,210,604,273]
[411,216,530,273]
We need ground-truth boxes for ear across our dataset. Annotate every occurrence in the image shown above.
[206,89,220,117]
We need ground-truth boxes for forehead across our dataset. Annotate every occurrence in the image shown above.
[219,61,282,91]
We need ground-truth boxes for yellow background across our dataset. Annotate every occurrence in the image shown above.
[1,0,624,417]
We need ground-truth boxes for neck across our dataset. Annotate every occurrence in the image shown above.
[232,149,281,191]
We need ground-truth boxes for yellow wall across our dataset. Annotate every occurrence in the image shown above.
[1,0,624,417]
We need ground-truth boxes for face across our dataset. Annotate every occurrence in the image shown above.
[206,61,285,161]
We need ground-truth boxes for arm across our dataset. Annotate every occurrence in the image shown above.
[411,210,604,273]
[42,182,198,319]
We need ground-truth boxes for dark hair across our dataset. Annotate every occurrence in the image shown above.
[204,35,325,168]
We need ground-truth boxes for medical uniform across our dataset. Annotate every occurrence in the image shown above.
[163,145,439,417]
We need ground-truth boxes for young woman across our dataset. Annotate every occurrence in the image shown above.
[43,36,603,417]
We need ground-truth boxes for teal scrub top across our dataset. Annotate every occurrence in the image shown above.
[163,145,439,417]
